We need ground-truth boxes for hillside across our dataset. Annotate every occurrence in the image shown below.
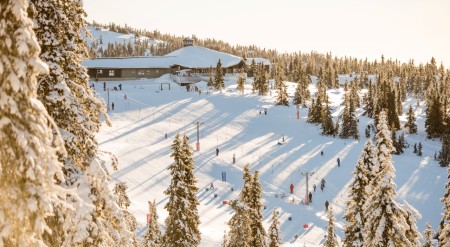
[96,75,445,246]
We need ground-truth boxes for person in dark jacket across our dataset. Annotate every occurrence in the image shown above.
[325,200,329,211]
[308,192,312,203]
[216,147,219,156]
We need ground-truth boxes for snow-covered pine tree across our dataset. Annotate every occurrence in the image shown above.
[423,222,434,247]
[215,59,224,91]
[363,111,412,246]
[222,230,229,247]
[401,201,423,246]
[324,206,339,247]
[439,135,450,167]
[163,133,201,246]
[114,181,131,209]
[275,81,289,106]
[33,0,132,245]
[249,171,267,247]
[239,163,253,205]
[339,96,359,140]
[181,134,201,245]
[268,210,282,247]
[404,105,417,134]
[418,142,423,156]
[225,200,252,247]
[142,200,162,247]
[114,182,138,246]
[256,63,269,96]
[0,1,67,245]
[321,102,335,136]
[439,169,450,246]
[343,139,378,247]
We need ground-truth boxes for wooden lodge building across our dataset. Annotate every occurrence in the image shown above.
[83,38,251,81]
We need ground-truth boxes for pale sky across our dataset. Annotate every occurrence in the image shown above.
[84,0,450,66]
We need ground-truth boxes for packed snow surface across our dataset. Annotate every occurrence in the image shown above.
[96,74,444,246]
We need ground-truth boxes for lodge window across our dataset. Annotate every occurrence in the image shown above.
[97,69,103,74]
[109,70,115,76]
[137,70,145,76]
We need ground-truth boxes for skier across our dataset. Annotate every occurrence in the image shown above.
[290,183,294,194]
[321,178,326,188]
[325,200,329,211]
[337,157,340,167]
[216,147,219,156]
[210,182,214,190]
[111,102,114,111]
[308,192,312,203]
[232,153,236,164]
[103,81,106,91]
[118,83,122,90]
[264,108,267,115]
[320,150,323,156]
[313,184,316,192]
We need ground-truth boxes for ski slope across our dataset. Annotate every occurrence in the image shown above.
[96,75,445,246]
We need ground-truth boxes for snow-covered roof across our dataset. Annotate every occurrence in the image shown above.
[165,45,243,68]
[82,45,244,69]
[82,56,177,69]
[245,57,271,66]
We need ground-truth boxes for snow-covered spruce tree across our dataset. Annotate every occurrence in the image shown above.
[401,201,423,246]
[439,135,450,167]
[162,133,201,246]
[363,111,412,246]
[423,222,434,247]
[321,102,335,136]
[343,139,378,247]
[142,200,162,247]
[114,181,131,209]
[215,59,224,91]
[181,134,201,245]
[222,230,229,247]
[239,163,253,205]
[324,206,339,247]
[0,1,70,245]
[268,210,282,247]
[225,200,252,247]
[30,0,131,245]
[439,169,450,246]
[339,96,359,140]
[404,105,417,134]
[249,171,267,247]
[275,81,289,106]
[114,182,138,246]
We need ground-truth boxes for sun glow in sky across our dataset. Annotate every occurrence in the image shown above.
[84,0,450,66]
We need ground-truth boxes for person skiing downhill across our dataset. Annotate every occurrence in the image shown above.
[216,147,219,156]
[337,157,340,167]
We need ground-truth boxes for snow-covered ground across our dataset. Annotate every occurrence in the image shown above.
[96,74,444,246]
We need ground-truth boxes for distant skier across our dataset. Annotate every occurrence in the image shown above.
[210,182,214,190]
[325,200,329,211]
[308,192,312,203]
[290,183,294,194]
[313,184,316,192]
[232,153,236,164]
[264,108,267,115]
[337,157,341,167]
[103,81,106,91]
[320,150,323,156]
[111,102,114,111]
[118,83,122,90]
[216,147,219,156]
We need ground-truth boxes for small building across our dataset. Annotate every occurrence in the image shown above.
[83,44,248,81]
[183,37,194,47]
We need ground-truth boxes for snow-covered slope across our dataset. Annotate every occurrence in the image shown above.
[86,26,161,53]
[96,75,444,246]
